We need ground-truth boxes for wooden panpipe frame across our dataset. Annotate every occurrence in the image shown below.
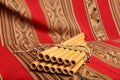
[30,33,90,75]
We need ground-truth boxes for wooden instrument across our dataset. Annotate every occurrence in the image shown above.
[30,33,90,75]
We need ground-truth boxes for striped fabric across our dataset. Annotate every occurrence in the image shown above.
[0,0,120,80]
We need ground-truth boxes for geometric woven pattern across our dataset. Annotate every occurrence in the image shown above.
[0,0,120,80]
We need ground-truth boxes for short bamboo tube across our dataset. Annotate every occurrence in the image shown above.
[57,64,66,74]
[50,64,59,73]
[43,63,52,72]
[37,62,47,71]
[63,58,86,75]
[30,61,40,70]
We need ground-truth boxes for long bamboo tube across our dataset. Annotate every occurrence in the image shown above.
[71,51,86,65]
[62,33,84,45]
[64,51,80,65]
[44,48,64,61]
[69,36,85,45]
[38,33,84,60]
[69,58,86,75]
[37,33,85,61]
[37,47,58,60]
[30,61,40,70]
[57,50,75,64]
[75,40,85,45]
[51,49,70,63]
[43,33,84,63]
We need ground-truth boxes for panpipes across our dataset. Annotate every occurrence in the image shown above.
[30,33,89,75]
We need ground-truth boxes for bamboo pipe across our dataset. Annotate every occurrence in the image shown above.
[63,69,69,75]
[50,64,59,73]
[51,49,70,63]
[69,58,87,75]
[57,64,66,74]
[63,58,86,75]
[37,65,43,71]
[69,35,85,45]
[38,32,84,59]
[44,48,64,61]
[50,67,56,73]
[43,63,52,72]
[57,50,75,65]
[71,51,86,65]
[37,47,58,60]
[64,51,80,65]
[37,32,85,61]
[49,35,85,63]
[30,61,40,70]
[37,62,47,71]
[74,40,86,45]
[62,33,84,45]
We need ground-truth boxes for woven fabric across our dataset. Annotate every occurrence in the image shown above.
[0,0,120,80]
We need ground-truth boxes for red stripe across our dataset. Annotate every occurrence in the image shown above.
[102,40,120,48]
[0,46,33,80]
[87,56,120,80]
[0,40,1,46]
[25,0,54,44]
[72,0,95,41]
[97,0,120,40]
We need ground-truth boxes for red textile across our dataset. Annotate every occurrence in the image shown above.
[87,56,120,80]
[0,0,120,79]
[72,0,95,41]
[97,0,120,40]
[0,46,33,80]
[25,0,54,44]
[102,40,120,48]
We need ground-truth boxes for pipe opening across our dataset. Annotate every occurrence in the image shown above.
[58,58,63,64]
[44,55,50,61]
[37,65,43,71]
[31,63,36,69]
[69,70,74,75]
[63,69,68,74]
[44,66,49,72]
[64,60,70,65]
[38,54,43,60]
[56,68,62,73]
[51,57,57,63]
[71,60,76,65]
[50,67,56,73]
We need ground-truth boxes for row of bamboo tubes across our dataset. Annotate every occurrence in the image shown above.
[31,57,87,75]
[30,33,89,75]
